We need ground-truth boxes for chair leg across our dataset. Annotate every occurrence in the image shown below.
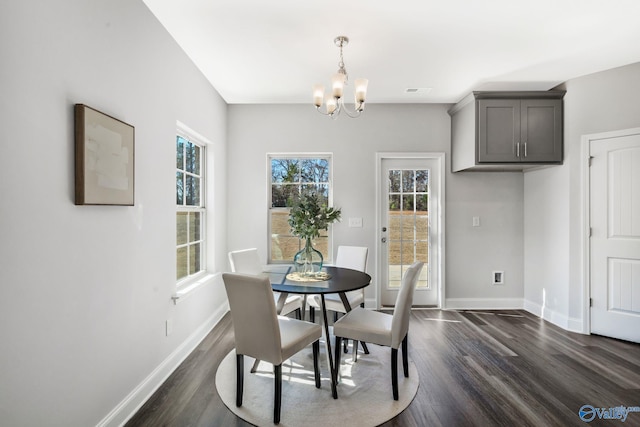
[313,340,321,388]
[295,308,302,320]
[391,348,399,400]
[402,334,409,377]
[353,341,358,362]
[236,354,244,407]
[359,303,370,355]
[274,364,282,424]
[334,336,342,385]
[334,310,343,353]
[309,306,315,323]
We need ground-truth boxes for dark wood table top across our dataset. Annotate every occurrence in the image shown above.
[266,265,371,295]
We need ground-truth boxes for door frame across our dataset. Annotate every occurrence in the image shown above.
[375,152,446,310]
[580,127,640,335]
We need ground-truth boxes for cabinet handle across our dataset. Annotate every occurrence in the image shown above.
[516,142,520,158]
[524,142,527,157]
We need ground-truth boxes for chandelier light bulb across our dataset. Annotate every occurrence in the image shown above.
[354,78,368,103]
[326,96,337,114]
[313,84,325,107]
[331,73,346,99]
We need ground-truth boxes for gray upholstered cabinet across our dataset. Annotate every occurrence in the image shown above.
[450,91,565,172]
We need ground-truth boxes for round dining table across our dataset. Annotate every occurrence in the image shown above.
[264,265,372,399]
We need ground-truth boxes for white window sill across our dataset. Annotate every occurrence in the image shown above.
[172,272,219,304]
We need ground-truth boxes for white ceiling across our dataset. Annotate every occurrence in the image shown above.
[142,0,640,105]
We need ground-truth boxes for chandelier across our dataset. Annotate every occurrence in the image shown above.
[313,36,368,119]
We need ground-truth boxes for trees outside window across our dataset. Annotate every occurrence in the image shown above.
[268,155,333,263]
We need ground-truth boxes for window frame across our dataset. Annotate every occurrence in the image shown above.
[267,153,334,264]
[176,122,208,287]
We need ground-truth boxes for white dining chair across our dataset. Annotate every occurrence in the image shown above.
[308,246,368,316]
[333,261,424,401]
[222,273,322,424]
[228,248,304,319]
[308,246,368,352]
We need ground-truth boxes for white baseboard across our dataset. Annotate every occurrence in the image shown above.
[97,303,229,427]
[444,298,585,334]
[523,299,585,334]
[567,317,585,333]
[444,297,523,310]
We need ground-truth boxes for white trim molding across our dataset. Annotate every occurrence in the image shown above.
[523,299,583,333]
[97,303,229,427]
[445,298,523,310]
[580,127,640,336]
[173,272,219,304]
[375,152,446,310]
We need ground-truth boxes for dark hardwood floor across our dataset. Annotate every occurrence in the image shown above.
[126,309,640,426]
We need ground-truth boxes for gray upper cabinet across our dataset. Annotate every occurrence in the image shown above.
[450,91,565,172]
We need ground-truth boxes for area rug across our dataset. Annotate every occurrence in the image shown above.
[215,343,419,426]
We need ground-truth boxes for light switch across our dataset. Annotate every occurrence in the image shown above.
[348,217,363,228]
[472,216,480,227]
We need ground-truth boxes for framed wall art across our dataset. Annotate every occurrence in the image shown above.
[74,104,135,205]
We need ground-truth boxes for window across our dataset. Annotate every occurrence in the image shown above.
[387,168,429,289]
[176,129,206,282]
[268,154,333,263]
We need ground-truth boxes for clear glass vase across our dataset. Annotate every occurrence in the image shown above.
[293,237,323,276]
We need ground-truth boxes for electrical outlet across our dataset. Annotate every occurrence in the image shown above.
[166,318,173,336]
[492,271,504,285]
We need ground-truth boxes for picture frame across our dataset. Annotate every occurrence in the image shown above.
[74,104,135,205]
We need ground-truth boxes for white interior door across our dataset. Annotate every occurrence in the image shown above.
[590,130,640,343]
[379,157,441,307]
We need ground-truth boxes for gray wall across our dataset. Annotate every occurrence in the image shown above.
[227,104,525,307]
[0,1,228,425]
[523,62,640,331]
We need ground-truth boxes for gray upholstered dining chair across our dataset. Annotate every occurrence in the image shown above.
[222,273,322,424]
[228,248,304,319]
[307,245,368,320]
[332,261,424,401]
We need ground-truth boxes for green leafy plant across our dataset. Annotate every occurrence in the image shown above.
[288,193,341,240]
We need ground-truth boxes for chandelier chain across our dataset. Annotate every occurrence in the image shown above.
[338,44,348,81]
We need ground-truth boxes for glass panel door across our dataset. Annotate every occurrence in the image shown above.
[381,158,438,307]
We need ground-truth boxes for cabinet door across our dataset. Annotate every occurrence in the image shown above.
[520,99,563,162]
[477,99,520,163]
